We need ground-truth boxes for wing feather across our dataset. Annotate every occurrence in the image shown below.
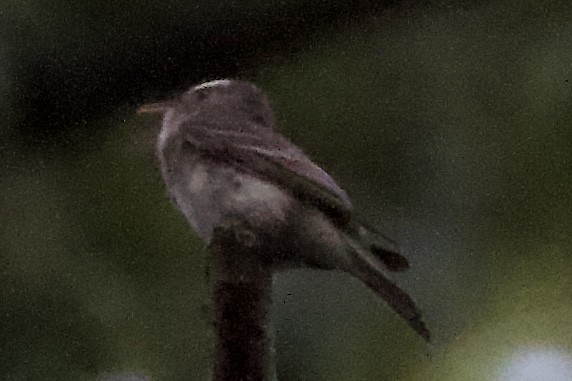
[182,121,352,222]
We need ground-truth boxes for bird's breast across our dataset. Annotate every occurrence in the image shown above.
[165,156,292,243]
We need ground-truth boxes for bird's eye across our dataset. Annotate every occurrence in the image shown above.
[251,114,265,125]
[195,88,209,101]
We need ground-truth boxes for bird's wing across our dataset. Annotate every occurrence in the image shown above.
[182,122,353,222]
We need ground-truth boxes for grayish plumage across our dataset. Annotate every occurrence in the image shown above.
[140,79,430,341]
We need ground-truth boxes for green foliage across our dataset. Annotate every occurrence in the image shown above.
[1,0,571,379]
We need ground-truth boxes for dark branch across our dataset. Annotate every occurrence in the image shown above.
[210,226,275,381]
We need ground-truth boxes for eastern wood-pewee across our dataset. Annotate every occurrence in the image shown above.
[139,79,430,341]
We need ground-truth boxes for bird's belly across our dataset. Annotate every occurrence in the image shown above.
[167,160,291,243]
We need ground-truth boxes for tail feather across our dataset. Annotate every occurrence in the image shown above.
[344,227,430,341]
[358,261,430,341]
[356,223,410,272]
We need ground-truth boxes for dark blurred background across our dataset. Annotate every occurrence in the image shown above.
[1,0,571,380]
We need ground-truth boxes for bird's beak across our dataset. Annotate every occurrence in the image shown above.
[137,101,174,115]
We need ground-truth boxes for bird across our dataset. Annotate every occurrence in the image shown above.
[138,79,430,341]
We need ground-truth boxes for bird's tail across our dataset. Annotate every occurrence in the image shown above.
[344,223,430,341]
